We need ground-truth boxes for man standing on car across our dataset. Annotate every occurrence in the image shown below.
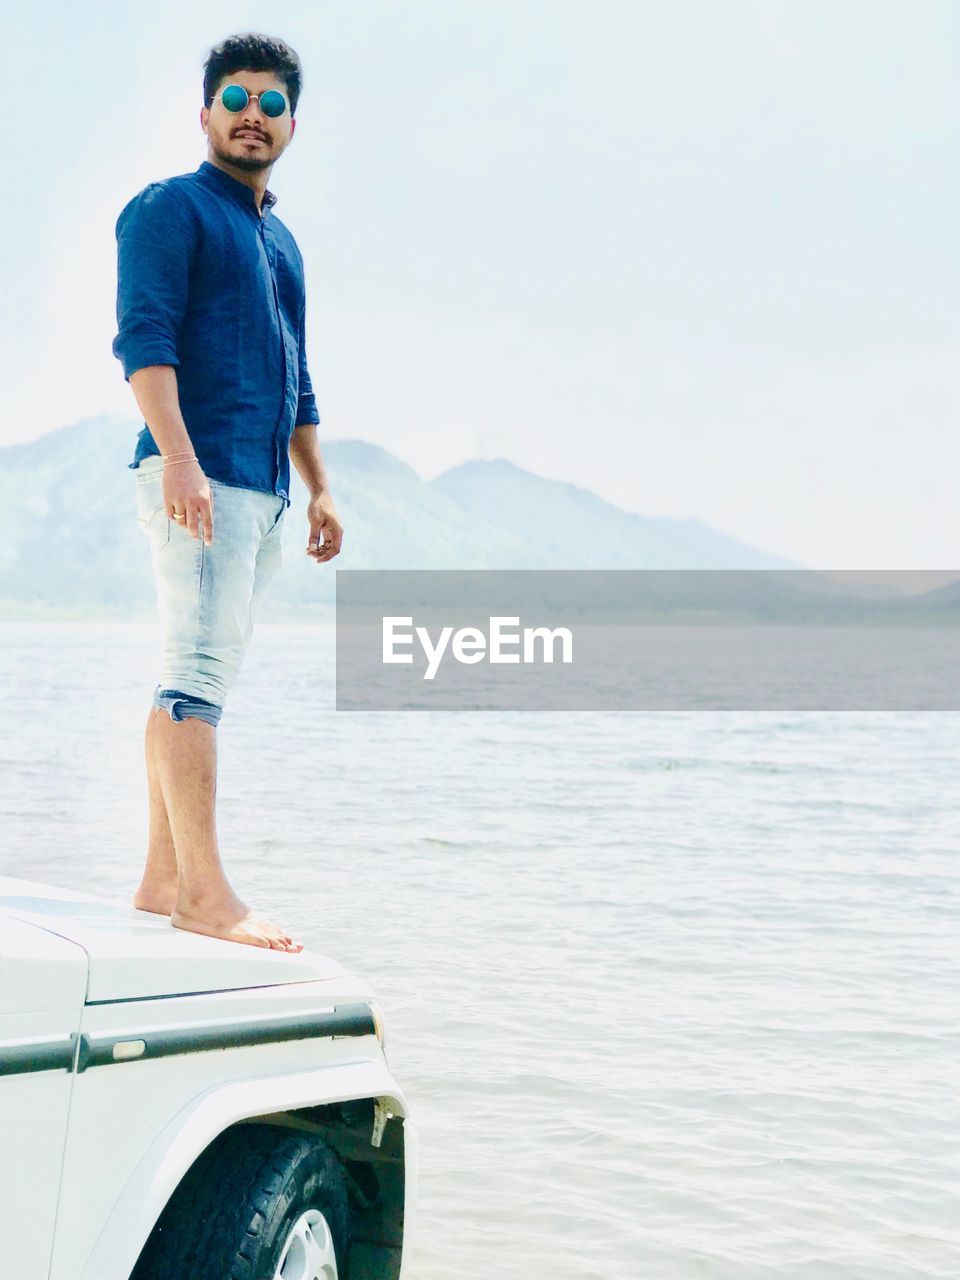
[113,32,342,953]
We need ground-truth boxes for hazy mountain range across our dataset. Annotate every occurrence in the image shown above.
[0,415,806,620]
[4,416,958,623]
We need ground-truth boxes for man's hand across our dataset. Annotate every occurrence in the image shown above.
[163,460,215,545]
[305,493,343,563]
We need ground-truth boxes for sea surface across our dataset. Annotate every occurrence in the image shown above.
[1,622,958,1279]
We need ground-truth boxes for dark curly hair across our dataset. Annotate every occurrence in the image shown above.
[202,32,304,118]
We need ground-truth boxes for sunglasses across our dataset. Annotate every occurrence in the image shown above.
[212,84,289,118]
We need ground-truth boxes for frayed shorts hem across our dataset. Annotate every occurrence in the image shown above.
[153,685,223,727]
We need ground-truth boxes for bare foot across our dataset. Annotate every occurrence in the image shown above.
[133,880,179,916]
[170,888,304,953]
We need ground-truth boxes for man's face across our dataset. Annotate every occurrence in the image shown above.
[201,69,296,173]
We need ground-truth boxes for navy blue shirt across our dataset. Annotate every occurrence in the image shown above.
[112,159,321,509]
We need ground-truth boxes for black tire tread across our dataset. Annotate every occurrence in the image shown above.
[131,1122,350,1280]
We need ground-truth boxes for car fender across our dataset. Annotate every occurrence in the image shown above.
[69,1056,413,1280]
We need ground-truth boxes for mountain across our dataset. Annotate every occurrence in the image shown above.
[432,458,796,570]
[0,415,802,620]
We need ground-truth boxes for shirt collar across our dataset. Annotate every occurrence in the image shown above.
[196,160,277,216]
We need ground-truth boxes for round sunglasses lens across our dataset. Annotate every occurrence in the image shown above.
[259,91,287,117]
[220,85,248,112]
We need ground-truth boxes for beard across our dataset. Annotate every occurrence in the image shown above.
[212,137,273,173]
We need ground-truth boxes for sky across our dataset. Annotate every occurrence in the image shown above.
[3,0,958,567]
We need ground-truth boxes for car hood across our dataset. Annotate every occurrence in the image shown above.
[0,876,347,1003]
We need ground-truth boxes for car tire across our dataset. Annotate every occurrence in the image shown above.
[131,1122,351,1279]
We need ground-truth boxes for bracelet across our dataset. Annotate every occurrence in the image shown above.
[161,449,197,460]
[162,456,199,466]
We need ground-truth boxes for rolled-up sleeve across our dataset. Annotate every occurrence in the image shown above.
[111,183,197,382]
[294,297,321,427]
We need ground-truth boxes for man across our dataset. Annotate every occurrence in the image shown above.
[113,33,342,952]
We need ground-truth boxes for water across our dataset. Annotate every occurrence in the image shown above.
[1,622,958,1279]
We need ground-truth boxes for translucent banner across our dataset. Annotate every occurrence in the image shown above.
[334,570,960,710]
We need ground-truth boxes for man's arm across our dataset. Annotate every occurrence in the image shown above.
[289,295,342,563]
[293,296,321,433]
[113,183,195,385]
[126,368,215,544]
[128,366,195,460]
[113,185,213,544]
[289,424,343,563]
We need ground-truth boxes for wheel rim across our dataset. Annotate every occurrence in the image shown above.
[273,1207,339,1280]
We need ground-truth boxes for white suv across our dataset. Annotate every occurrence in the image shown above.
[0,876,415,1280]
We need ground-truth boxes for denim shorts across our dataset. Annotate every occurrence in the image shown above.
[134,454,286,725]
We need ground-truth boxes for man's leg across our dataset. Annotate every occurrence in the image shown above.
[133,467,300,951]
[154,711,302,950]
[131,703,179,915]
[134,688,299,950]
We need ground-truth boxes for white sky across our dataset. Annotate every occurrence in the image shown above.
[3,0,957,567]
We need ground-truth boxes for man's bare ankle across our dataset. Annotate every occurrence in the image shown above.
[175,880,243,910]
